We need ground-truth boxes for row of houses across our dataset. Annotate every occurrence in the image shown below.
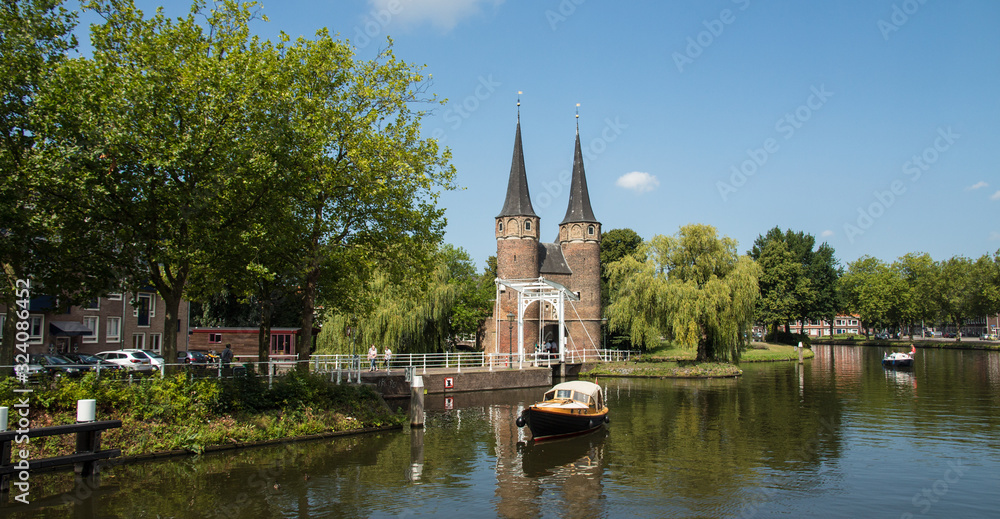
[0,293,305,360]
[756,314,1000,338]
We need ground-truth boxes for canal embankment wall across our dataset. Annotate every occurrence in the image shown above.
[369,367,552,398]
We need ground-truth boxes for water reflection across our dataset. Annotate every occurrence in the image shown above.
[5,346,1000,518]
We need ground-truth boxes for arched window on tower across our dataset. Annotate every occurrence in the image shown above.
[525,220,531,231]
[498,222,504,232]
[587,225,595,236]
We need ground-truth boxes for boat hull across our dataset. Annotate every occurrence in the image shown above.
[882,358,913,367]
[520,407,608,442]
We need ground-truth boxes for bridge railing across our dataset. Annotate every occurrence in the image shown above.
[310,349,636,374]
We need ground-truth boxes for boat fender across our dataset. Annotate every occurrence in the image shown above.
[516,416,526,428]
[604,415,610,424]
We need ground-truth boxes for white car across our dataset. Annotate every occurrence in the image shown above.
[121,349,165,371]
[96,350,154,372]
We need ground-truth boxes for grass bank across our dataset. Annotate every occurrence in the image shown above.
[0,371,404,459]
[583,361,742,378]
[581,342,813,379]
[812,337,1000,351]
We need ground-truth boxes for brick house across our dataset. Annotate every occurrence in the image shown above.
[187,327,305,359]
[1,291,188,355]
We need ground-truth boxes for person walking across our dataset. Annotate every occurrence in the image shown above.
[221,344,233,368]
[384,346,393,374]
[368,345,378,372]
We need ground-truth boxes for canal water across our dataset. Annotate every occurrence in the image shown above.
[5,345,1000,518]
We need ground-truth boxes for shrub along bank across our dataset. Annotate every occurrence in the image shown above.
[0,371,404,458]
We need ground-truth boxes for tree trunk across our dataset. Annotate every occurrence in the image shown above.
[161,289,184,376]
[1,263,20,376]
[258,297,272,365]
[297,268,320,372]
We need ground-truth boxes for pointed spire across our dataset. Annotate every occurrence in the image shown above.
[561,106,597,224]
[498,97,536,218]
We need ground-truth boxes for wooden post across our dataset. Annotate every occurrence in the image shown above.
[798,341,804,364]
[409,376,424,428]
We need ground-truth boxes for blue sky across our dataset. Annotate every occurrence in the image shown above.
[78,1,1000,270]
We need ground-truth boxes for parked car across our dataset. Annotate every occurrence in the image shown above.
[981,333,998,341]
[120,349,164,371]
[95,350,154,372]
[29,354,87,379]
[11,358,45,382]
[874,332,890,340]
[177,350,210,365]
[943,332,956,338]
[63,352,124,373]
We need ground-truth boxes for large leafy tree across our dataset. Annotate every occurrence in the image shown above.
[606,224,760,362]
[750,228,818,334]
[809,243,842,336]
[600,228,643,307]
[839,256,904,336]
[892,253,938,338]
[37,0,283,370]
[275,32,455,368]
[1,0,118,372]
[934,256,978,341]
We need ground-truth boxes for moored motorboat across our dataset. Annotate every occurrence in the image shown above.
[516,380,609,441]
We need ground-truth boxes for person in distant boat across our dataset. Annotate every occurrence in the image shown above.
[384,346,392,374]
[910,344,916,355]
[368,344,378,372]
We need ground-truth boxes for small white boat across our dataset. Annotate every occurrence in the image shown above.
[882,351,913,368]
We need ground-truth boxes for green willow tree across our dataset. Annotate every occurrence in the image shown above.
[606,224,760,362]
[37,0,283,370]
[316,245,484,355]
[275,32,455,368]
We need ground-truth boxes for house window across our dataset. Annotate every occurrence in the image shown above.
[29,316,43,344]
[107,293,123,301]
[149,333,161,353]
[132,333,145,349]
[83,298,100,310]
[83,316,99,343]
[271,334,293,355]
[107,317,121,343]
[134,293,155,326]
[0,314,4,332]
[208,333,222,344]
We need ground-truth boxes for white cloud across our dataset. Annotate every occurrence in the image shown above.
[967,181,988,190]
[615,171,660,193]
[367,0,503,31]
[991,190,1000,201]
[820,230,834,238]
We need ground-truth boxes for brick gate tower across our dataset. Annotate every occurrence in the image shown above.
[483,108,602,359]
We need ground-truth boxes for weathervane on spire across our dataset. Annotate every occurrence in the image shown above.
[575,103,580,132]
[517,91,522,121]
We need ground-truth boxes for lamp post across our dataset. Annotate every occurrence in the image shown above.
[507,312,514,368]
